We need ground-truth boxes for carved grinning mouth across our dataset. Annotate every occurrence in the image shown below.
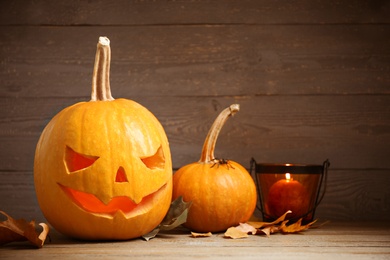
[59,183,167,217]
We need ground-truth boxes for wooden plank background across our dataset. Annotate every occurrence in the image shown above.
[0,0,389,223]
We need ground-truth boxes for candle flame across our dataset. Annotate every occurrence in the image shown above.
[285,173,291,181]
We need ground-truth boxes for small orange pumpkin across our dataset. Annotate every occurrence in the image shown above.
[34,37,172,240]
[172,104,257,233]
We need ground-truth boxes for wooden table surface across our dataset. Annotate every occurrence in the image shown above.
[1,221,389,259]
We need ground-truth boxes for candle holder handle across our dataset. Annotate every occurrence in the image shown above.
[313,159,330,210]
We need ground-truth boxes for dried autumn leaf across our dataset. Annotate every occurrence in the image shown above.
[235,223,257,235]
[191,232,212,238]
[247,210,292,229]
[142,196,192,241]
[159,196,192,231]
[0,211,49,248]
[257,226,271,237]
[245,211,321,237]
[224,227,248,239]
[141,228,160,241]
[280,218,317,234]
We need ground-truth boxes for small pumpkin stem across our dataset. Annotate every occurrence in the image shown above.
[91,36,114,101]
[199,104,240,164]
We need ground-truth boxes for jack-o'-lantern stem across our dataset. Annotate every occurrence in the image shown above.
[91,36,114,101]
[199,104,240,164]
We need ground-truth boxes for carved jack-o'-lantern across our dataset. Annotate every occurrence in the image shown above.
[34,37,172,240]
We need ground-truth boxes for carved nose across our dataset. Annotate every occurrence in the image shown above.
[115,167,128,183]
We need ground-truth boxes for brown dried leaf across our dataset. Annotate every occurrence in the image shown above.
[142,196,192,241]
[247,210,292,229]
[271,222,284,234]
[0,211,49,248]
[0,225,26,245]
[257,226,271,237]
[191,232,212,238]
[160,196,192,229]
[280,218,317,234]
[224,227,248,239]
[235,223,257,235]
[245,211,320,237]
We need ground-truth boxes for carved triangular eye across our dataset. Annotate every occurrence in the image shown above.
[65,146,99,173]
[141,146,165,170]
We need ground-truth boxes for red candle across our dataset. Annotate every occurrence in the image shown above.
[266,173,309,220]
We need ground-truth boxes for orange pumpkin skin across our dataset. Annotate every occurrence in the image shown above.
[172,104,257,233]
[173,161,256,233]
[34,37,172,240]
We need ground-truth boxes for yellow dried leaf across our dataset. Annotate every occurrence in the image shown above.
[245,211,321,237]
[280,218,317,234]
[224,227,248,239]
[38,223,50,243]
[257,226,271,237]
[191,232,212,237]
[0,211,49,248]
[247,210,292,229]
[270,223,283,234]
[235,223,257,235]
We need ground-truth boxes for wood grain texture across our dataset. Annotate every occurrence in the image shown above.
[1,95,389,170]
[1,168,389,222]
[0,222,389,259]
[1,0,389,25]
[1,25,389,98]
[0,0,389,222]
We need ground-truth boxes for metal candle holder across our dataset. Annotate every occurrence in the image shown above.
[250,159,330,224]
